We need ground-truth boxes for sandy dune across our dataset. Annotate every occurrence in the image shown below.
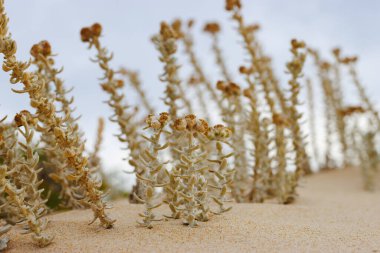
[5,168,380,253]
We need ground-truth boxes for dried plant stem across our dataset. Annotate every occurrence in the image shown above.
[88,117,107,183]
[151,23,184,118]
[0,5,114,228]
[176,20,222,110]
[204,22,232,81]
[217,81,248,202]
[80,24,142,203]
[0,112,53,247]
[306,79,319,165]
[30,41,86,209]
[273,114,290,204]
[348,63,380,131]
[119,68,155,114]
[242,79,264,202]
[134,113,170,228]
[286,39,309,178]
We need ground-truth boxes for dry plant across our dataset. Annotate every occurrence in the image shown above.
[30,40,86,209]
[0,0,378,246]
[286,39,308,179]
[133,113,170,228]
[152,22,192,118]
[119,68,155,115]
[0,2,114,228]
[172,19,222,112]
[204,22,232,81]
[0,112,53,247]
[216,81,249,202]
[80,23,142,202]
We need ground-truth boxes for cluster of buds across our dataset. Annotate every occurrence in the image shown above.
[203,22,220,34]
[145,112,170,130]
[173,114,208,133]
[170,19,184,39]
[207,124,232,140]
[291,39,306,50]
[30,40,52,58]
[159,22,177,41]
[216,81,241,97]
[225,0,241,11]
[80,23,102,42]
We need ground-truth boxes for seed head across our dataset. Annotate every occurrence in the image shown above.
[204,22,220,34]
[80,27,93,42]
[225,0,241,11]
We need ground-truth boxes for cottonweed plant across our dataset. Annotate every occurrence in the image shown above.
[130,113,234,228]
[0,112,53,247]
[80,23,142,202]
[0,0,378,249]
[168,115,234,226]
[307,45,379,190]
[216,81,249,202]
[30,40,86,209]
[0,1,114,228]
[133,113,171,228]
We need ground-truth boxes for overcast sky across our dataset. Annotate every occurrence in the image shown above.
[0,0,379,184]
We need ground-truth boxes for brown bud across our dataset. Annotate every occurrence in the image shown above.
[30,44,42,58]
[40,40,52,56]
[204,22,220,34]
[174,118,187,131]
[226,0,241,11]
[80,27,93,42]
[91,23,102,37]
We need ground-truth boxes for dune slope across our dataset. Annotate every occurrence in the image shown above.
[6,168,380,253]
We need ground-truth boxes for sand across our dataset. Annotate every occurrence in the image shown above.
[5,168,380,253]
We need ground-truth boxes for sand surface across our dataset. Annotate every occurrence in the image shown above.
[5,168,380,253]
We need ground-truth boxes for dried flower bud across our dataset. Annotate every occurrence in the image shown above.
[30,43,42,58]
[195,119,209,133]
[204,22,220,34]
[40,40,52,56]
[145,114,161,130]
[160,22,176,40]
[174,118,187,131]
[185,114,197,129]
[209,124,232,139]
[291,39,305,49]
[171,19,183,39]
[91,23,102,37]
[159,112,170,124]
[80,27,93,42]
[226,0,241,11]
[14,110,33,127]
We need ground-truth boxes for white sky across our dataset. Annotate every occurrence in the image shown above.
[0,0,379,185]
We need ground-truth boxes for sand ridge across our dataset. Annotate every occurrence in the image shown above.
[5,168,380,253]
